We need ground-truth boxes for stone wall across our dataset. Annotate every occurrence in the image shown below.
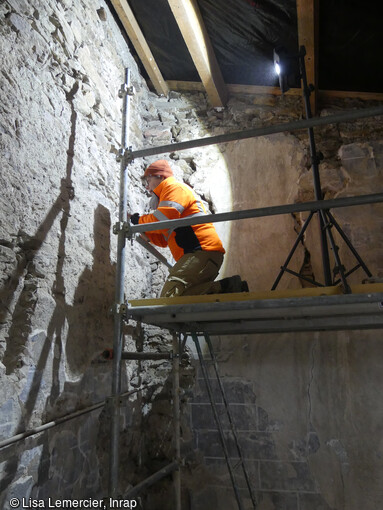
[1,0,383,508]
[181,97,383,510]
[0,0,174,505]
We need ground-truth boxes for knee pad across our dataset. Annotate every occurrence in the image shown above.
[162,276,188,298]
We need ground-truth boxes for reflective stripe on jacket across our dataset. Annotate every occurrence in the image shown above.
[138,176,225,262]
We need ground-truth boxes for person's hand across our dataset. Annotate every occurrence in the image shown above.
[128,213,140,225]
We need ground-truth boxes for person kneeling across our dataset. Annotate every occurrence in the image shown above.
[129,160,248,298]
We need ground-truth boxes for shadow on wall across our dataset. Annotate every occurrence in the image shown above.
[65,204,116,376]
[0,82,78,499]
[0,177,77,376]
[1,202,117,496]
[29,204,116,500]
[1,82,78,375]
[0,81,116,500]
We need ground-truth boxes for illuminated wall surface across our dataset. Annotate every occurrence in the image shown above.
[1,1,383,509]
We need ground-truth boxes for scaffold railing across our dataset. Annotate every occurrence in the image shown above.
[109,65,383,509]
[126,192,383,236]
[126,105,383,161]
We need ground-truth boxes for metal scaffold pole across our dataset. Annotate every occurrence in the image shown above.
[172,333,182,510]
[109,67,132,498]
[128,192,383,235]
[105,59,383,504]
[128,105,383,160]
[299,48,332,286]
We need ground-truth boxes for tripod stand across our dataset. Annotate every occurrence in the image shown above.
[272,46,372,293]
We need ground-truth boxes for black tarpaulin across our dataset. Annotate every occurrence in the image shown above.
[113,0,383,93]
[127,0,298,86]
[197,0,298,86]
[127,0,199,81]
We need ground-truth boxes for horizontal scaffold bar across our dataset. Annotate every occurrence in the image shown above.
[0,385,155,449]
[124,461,180,499]
[136,233,173,268]
[126,284,383,335]
[129,192,383,235]
[130,106,383,159]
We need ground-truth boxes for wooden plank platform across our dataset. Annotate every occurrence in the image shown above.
[128,283,383,307]
[126,284,383,335]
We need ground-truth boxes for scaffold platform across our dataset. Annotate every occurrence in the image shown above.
[126,283,383,335]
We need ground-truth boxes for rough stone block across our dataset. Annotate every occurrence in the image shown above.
[339,143,370,160]
[342,156,379,179]
[7,0,33,14]
[0,245,18,286]
[7,13,32,33]
[1,475,34,510]
[0,398,23,440]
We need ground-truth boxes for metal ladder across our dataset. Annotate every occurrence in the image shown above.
[188,332,258,510]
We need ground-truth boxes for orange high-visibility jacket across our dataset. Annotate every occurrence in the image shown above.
[139,177,225,262]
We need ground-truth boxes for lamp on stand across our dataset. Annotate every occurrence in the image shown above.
[272,46,372,293]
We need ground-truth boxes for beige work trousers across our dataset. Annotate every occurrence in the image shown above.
[160,251,224,298]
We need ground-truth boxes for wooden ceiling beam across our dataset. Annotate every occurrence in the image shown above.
[167,80,302,97]
[167,0,228,107]
[167,81,383,102]
[110,0,169,97]
[296,0,319,115]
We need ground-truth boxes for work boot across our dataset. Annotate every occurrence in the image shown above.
[220,275,249,293]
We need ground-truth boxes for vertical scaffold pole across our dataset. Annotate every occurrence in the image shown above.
[109,67,131,498]
[172,333,182,510]
[299,48,332,286]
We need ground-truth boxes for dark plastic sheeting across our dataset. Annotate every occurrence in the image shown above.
[127,0,298,86]
[116,0,382,93]
[197,0,298,86]
[127,0,200,81]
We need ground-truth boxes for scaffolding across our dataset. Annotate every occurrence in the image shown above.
[108,67,383,508]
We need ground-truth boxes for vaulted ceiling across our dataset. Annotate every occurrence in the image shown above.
[107,0,383,112]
